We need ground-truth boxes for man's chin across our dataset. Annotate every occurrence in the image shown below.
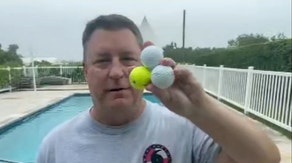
[109,98,133,109]
[105,89,142,109]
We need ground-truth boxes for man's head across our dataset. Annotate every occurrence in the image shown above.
[82,14,145,112]
[82,14,143,65]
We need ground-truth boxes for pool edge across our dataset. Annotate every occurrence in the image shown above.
[0,93,90,133]
[0,92,153,133]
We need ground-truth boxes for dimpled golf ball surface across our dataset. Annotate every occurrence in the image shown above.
[141,45,164,70]
[151,65,175,89]
[129,66,151,90]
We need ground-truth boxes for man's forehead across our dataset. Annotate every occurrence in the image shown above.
[90,28,136,41]
[87,29,140,49]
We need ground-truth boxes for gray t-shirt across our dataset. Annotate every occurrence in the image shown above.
[36,100,221,163]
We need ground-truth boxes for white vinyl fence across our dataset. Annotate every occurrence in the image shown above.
[182,64,292,132]
[0,65,291,132]
[0,66,85,91]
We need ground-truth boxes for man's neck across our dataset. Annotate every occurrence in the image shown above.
[90,100,146,126]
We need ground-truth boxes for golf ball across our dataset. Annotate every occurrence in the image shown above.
[151,65,175,89]
[129,66,151,90]
[141,45,164,70]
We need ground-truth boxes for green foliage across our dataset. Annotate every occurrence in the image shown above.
[0,68,23,88]
[228,33,269,47]
[37,67,60,77]
[65,61,83,66]
[33,60,53,66]
[63,67,85,83]
[164,34,291,72]
[10,69,23,87]
[0,44,38,89]
[0,69,9,88]
[8,44,19,54]
[0,44,23,66]
[0,44,24,89]
[270,33,287,42]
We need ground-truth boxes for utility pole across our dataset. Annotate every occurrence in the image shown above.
[182,9,186,48]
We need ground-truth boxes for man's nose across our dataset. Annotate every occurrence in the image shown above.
[109,60,124,79]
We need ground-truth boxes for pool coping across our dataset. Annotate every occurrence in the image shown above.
[0,93,90,134]
[0,92,153,133]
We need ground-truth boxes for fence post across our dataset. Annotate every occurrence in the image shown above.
[23,66,27,77]
[202,64,206,88]
[7,66,12,92]
[217,65,224,100]
[60,65,63,76]
[244,66,254,114]
[32,65,37,92]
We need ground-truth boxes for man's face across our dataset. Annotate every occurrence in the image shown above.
[84,28,143,110]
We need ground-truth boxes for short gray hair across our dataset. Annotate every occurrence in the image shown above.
[82,14,143,64]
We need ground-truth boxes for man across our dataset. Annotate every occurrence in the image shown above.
[37,14,280,163]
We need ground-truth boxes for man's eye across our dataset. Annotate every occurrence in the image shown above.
[122,57,136,61]
[96,59,110,63]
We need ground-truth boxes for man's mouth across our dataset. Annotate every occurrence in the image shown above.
[108,87,129,92]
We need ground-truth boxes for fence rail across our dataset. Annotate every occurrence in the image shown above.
[0,66,85,91]
[0,65,291,132]
[182,64,292,132]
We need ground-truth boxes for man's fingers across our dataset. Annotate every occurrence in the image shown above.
[160,58,176,69]
[174,67,192,81]
[174,67,204,100]
[142,41,154,49]
[174,68,195,91]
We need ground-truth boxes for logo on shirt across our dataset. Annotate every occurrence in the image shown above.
[143,144,172,163]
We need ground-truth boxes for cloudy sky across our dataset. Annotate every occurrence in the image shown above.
[0,0,291,61]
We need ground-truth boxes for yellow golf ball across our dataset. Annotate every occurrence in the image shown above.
[129,66,151,90]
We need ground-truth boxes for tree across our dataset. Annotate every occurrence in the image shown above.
[228,33,269,47]
[8,44,19,54]
[163,34,291,72]
[0,44,23,66]
[271,33,287,42]
[33,60,53,66]
[227,39,237,47]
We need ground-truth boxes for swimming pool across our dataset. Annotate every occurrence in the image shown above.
[0,93,160,163]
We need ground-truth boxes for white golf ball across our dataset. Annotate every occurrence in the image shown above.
[141,45,164,70]
[151,65,175,89]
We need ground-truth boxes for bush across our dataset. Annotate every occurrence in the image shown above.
[164,39,292,72]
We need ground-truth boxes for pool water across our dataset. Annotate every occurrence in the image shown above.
[0,93,160,163]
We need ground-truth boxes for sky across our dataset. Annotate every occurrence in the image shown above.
[0,0,291,62]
